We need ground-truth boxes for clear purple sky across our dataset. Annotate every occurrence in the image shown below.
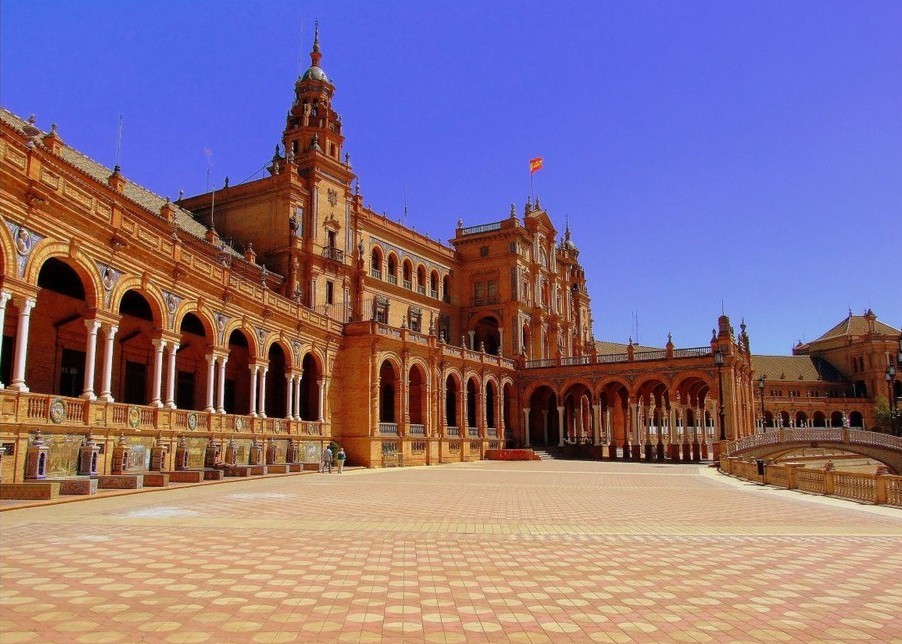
[3,1,900,355]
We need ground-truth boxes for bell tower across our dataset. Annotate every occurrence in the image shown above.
[283,22,346,165]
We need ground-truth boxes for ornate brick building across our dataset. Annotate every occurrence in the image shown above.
[1,32,898,482]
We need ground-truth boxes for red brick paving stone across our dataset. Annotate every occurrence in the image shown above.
[2,461,902,643]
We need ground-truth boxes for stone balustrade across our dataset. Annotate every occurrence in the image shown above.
[719,456,901,507]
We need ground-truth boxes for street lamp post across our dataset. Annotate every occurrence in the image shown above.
[886,364,896,433]
[714,348,726,441]
[757,375,767,433]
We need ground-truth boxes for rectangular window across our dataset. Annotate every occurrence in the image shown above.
[326,281,334,305]
[474,282,484,298]
[487,281,497,297]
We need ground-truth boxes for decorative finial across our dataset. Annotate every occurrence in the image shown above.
[510,203,516,218]
[310,19,322,67]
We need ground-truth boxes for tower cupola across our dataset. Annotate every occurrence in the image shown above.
[282,22,346,165]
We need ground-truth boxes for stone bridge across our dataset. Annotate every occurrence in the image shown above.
[723,428,902,474]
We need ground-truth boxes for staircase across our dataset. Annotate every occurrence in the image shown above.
[532,448,557,461]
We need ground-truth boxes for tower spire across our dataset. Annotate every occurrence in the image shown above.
[310,20,322,67]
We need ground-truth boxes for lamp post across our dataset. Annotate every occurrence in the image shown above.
[757,375,767,433]
[714,348,726,441]
[886,364,896,433]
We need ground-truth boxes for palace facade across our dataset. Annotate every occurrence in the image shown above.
[1,32,899,483]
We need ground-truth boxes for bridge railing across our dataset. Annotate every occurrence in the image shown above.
[720,457,902,507]
[724,428,902,456]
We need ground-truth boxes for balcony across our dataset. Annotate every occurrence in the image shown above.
[4,390,326,437]
[322,246,345,263]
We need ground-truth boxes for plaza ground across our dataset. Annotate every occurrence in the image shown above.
[1,460,901,643]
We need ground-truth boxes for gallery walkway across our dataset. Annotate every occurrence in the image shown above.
[1,460,901,643]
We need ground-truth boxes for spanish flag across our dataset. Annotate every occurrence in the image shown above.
[529,157,543,173]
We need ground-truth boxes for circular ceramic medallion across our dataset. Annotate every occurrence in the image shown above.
[187,412,198,430]
[274,421,282,434]
[49,397,66,424]
[127,405,140,428]
[235,417,244,431]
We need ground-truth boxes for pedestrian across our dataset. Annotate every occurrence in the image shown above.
[321,445,333,473]
[336,447,346,473]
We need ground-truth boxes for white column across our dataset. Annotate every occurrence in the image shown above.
[542,409,549,444]
[248,364,259,417]
[522,408,531,446]
[98,324,118,402]
[0,290,11,389]
[258,366,268,418]
[7,296,36,392]
[317,377,325,422]
[165,343,178,409]
[557,405,565,447]
[81,319,101,400]
[150,338,166,407]
[204,354,216,413]
[594,405,602,445]
[605,409,611,444]
[216,356,228,414]
[293,371,302,420]
[285,372,294,419]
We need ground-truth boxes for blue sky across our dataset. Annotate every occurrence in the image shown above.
[2,0,900,354]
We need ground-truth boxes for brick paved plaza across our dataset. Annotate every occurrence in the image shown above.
[2,461,901,643]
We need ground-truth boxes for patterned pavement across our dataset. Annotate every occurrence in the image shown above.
[1,460,901,643]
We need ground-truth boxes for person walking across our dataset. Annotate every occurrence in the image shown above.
[321,446,333,473]
[336,447,346,473]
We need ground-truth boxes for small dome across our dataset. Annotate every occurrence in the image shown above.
[562,238,577,250]
[302,65,329,82]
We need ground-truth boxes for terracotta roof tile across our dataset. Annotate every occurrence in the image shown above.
[750,355,824,382]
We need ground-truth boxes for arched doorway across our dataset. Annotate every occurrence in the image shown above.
[225,330,252,414]
[117,290,157,404]
[379,360,398,429]
[485,381,497,432]
[408,364,426,434]
[527,385,558,445]
[299,353,320,420]
[265,343,288,418]
[850,411,863,428]
[175,313,209,410]
[466,377,479,432]
[445,374,459,431]
[503,382,515,443]
[473,316,500,355]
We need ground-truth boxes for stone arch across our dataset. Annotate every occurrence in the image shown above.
[465,375,480,430]
[812,411,827,428]
[224,327,254,415]
[416,263,427,293]
[264,340,290,418]
[527,385,559,446]
[402,257,413,288]
[444,370,462,429]
[24,255,98,396]
[0,221,15,279]
[173,311,212,411]
[299,351,323,421]
[562,380,595,444]
[114,288,160,405]
[471,315,501,355]
[220,321,259,359]
[25,243,101,309]
[442,274,451,302]
[484,378,498,430]
[109,278,165,327]
[172,305,215,342]
[379,358,400,425]
[408,361,428,429]
[386,252,399,281]
[370,245,384,277]
[429,269,439,296]
[850,411,863,428]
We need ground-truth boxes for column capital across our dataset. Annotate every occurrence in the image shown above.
[14,295,37,312]
[84,318,102,332]
[0,289,11,307]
